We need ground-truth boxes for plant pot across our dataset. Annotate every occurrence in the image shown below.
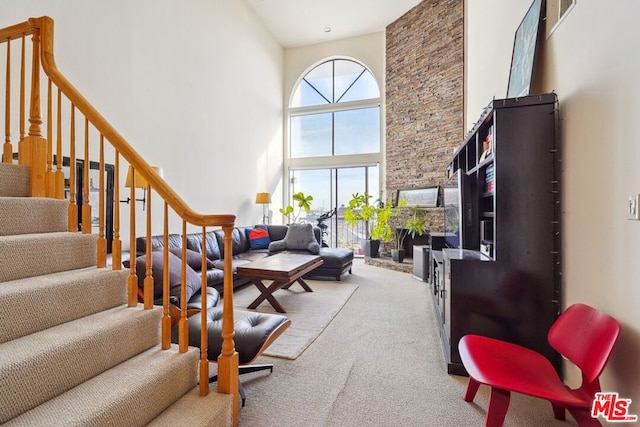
[391,248,405,263]
[362,239,380,258]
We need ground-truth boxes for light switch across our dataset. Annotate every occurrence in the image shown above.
[628,194,640,220]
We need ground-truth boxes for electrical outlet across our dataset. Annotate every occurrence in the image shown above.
[628,194,640,220]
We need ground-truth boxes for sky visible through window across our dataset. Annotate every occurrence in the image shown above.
[290,107,380,158]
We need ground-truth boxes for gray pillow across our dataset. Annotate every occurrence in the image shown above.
[283,223,320,254]
[132,251,202,304]
[168,247,215,271]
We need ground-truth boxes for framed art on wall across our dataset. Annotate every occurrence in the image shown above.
[396,186,439,208]
[506,0,545,98]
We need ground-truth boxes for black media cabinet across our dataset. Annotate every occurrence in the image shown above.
[431,94,562,376]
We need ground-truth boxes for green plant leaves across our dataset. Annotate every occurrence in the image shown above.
[281,192,314,223]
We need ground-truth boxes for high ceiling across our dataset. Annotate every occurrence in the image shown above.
[245,0,423,48]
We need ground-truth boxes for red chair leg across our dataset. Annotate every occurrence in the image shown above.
[552,403,566,420]
[464,377,481,402]
[485,387,510,427]
[569,407,603,427]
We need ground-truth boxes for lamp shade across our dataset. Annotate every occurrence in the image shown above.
[255,192,271,204]
[124,166,164,189]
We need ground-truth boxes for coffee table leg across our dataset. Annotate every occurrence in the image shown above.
[247,279,287,313]
[281,277,313,292]
[296,278,313,292]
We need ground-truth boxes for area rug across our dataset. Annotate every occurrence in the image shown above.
[229,280,359,360]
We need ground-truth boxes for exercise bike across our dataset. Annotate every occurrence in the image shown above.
[316,208,336,247]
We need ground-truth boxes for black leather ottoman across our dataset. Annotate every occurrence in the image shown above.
[173,307,290,406]
[306,247,354,281]
[180,308,287,364]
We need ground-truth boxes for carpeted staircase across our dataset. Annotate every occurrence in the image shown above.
[0,163,231,426]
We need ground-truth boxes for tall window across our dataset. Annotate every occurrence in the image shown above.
[286,58,382,250]
[289,59,380,159]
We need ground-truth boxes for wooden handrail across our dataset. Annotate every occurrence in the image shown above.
[0,21,37,43]
[1,16,240,425]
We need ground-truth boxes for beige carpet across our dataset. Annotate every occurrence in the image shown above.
[230,280,358,359]
[238,259,573,427]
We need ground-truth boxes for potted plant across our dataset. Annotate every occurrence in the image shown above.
[393,205,429,262]
[372,197,429,263]
[279,192,313,224]
[371,200,399,258]
[343,192,380,257]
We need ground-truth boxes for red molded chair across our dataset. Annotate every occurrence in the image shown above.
[458,303,621,427]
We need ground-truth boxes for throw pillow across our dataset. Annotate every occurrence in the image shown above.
[132,251,202,304]
[168,247,215,271]
[283,223,320,254]
[245,225,271,250]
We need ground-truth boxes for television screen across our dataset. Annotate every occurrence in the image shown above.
[443,170,462,249]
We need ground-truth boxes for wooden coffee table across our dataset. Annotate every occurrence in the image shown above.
[236,253,323,313]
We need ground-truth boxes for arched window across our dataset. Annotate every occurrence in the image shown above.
[291,59,380,107]
[286,58,382,250]
[289,59,381,159]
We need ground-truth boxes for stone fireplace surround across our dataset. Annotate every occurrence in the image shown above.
[377,0,463,272]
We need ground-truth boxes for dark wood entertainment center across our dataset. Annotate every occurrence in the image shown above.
[429,93,561,376]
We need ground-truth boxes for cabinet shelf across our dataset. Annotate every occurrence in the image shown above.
[477,156,494,169]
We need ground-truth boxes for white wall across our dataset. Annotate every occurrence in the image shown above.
[1,0,284,237]
[466,0,640,406]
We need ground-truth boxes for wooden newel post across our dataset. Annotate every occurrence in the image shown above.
[20,21,46,197]
[217,224,239,425]
[19,135,47,197]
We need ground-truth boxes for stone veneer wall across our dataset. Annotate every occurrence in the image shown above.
[385,0,464,232]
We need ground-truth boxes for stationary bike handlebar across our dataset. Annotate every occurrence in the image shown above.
[317,207,337,221]
[316,208,336,247]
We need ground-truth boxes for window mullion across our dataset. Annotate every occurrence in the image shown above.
[336,69,366,103]
[303,78,331,105]
[331,112,335,157]
[290,98,381,116]
[331,60,335,103]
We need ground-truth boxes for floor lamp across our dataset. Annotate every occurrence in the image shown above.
[121,165,163,210]
[255,192,271,224]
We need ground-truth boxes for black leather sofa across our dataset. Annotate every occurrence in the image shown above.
[134,224,353,294]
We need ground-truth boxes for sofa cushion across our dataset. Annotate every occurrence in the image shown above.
[267,225,289,242]
[135,233,183,255]
[168,247,215,271]
[205,268,225,286]
[269,223,320,254]
[130,251,202,304]
[185,231,221,261]
[214,227,250,257]
[245,225,270,250]
[186,287,220,310]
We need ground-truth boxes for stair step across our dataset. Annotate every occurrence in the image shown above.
[0,267,128,344]
[0,305,162,422]
[0,163,29,197]
[0,232,97,282]
[2,345,206,427]
[148,386,232,427]
[0,197,68,236]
